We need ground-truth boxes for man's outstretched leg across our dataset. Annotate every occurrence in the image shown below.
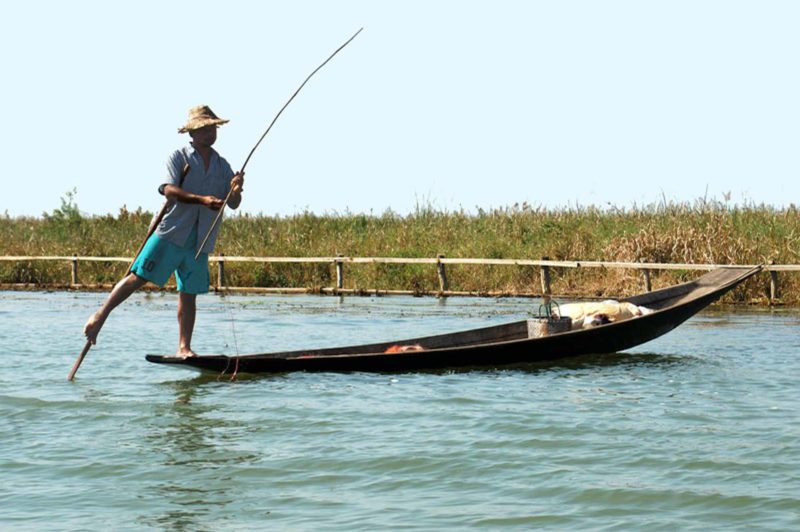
[84,273,147,344]
[176,291,198,357]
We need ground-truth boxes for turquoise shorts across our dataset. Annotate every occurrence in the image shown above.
[130,226,209,294]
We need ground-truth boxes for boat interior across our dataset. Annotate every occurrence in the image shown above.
[262,267,759,360]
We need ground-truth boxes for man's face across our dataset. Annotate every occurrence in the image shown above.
[190,125,217,147]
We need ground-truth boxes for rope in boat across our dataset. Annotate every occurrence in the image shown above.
[217,353,241,382]
[227,296,241,381]
[216,295,241,382]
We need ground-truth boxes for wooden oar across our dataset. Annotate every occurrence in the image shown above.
[194,27,363,259]
[68,165,189,381]
[67,340,93,381]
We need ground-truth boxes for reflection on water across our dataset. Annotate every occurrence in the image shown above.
[139,379,261,531]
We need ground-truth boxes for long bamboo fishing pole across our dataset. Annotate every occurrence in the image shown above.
[194,27,363,259]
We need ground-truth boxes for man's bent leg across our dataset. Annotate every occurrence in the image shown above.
[84,273,147,344]
[176,292,198,357]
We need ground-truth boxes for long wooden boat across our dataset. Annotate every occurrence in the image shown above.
[146,266,761,374]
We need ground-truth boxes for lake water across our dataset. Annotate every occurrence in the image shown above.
[1,290,798,531]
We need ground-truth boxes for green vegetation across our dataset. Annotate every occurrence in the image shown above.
[2,192,798,304]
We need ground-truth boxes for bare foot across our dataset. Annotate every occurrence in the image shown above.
[84,311,106,345]
[175,348,198,359]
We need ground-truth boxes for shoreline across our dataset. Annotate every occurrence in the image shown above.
[1,282,788,308]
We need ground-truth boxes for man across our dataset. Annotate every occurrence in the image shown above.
[84,105,244,357]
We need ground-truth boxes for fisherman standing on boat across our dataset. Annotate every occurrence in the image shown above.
[83,105,244,357]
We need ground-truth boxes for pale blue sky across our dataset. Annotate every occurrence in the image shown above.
[3,0,798,218]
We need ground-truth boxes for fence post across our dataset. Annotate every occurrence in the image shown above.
[436,254,449,295]
[769,259,779,302]
[642,268,652,292]
[540,256,551,296]
[71,256,79,286]
[217,254,226,289]
[336,254,344,291]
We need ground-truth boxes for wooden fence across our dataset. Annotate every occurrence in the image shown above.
[1,255,798,301]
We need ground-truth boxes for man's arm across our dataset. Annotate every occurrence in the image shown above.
[162,185,225,211]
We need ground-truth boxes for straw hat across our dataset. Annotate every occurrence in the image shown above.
[178,105,229,133]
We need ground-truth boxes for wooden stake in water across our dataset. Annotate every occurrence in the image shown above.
[194,27,364,260]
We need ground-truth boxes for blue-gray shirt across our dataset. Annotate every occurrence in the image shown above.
[156,144,235,254]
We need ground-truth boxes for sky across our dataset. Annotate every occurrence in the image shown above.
[3,0,799,218]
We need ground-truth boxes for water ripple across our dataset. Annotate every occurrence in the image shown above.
[1,292,799,530]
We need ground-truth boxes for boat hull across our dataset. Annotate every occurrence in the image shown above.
[146,266,761,374]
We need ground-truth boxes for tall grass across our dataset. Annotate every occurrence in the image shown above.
[2,193,798,304]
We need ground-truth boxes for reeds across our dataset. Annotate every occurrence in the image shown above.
[2,194,798,304]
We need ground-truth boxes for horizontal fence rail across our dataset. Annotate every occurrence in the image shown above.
[1,255,797,300]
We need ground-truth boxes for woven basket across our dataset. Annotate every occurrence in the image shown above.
[527,316,572,337]
[527,299,572,337]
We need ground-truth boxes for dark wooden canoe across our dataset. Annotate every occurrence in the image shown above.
[146,266,761,374]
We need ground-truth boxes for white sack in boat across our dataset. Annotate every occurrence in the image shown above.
[557,300,654,330]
